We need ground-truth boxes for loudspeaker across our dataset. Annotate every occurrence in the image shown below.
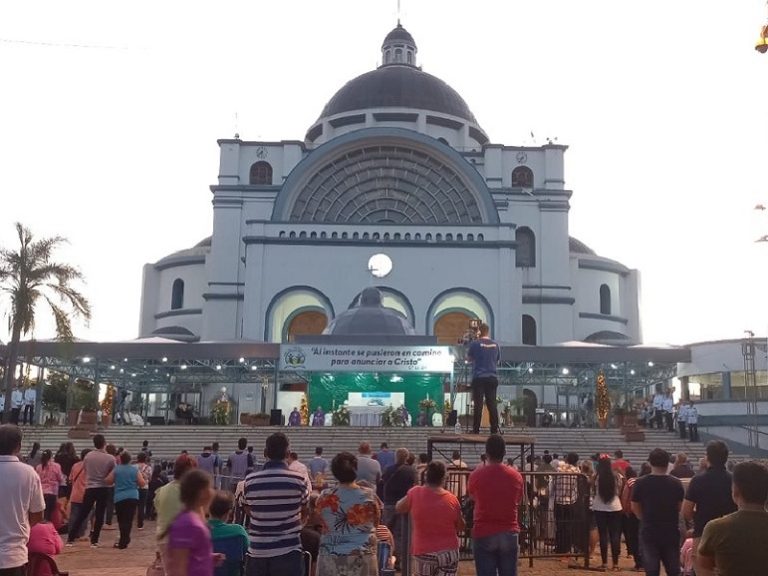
[269,409,283,426]
[446,410,458,427]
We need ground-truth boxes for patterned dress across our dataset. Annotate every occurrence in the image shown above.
[316,485,380,576]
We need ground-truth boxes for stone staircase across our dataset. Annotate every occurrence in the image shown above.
[20,425,714,469]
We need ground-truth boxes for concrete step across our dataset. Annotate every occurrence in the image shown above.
[17,425,721,470]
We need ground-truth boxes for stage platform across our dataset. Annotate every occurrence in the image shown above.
[426,433,536,468]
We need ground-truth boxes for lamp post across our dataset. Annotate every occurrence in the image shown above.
[741,331,760,449]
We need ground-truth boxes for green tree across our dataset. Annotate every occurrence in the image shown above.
[0,223,91,420]
[41,372,69,421]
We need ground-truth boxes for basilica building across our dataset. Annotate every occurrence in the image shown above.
[139,23,641,347]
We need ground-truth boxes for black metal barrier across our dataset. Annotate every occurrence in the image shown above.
[400,469,591,575]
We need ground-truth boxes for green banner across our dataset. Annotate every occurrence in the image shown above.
[309,372,443,423]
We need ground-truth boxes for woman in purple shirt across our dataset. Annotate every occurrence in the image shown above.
[166,470,224,576]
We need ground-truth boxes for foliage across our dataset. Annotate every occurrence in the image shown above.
[0,223,91,418]
[211,398,231,425]
[381,405,406,427]
[300,394,309,425]
[41,372,68,417]
[507,397,525,416]
[72,379,99,411]
[596,370,611,420]
[419,397,436,410]
[101,385,116,418]
[332,405,350,426]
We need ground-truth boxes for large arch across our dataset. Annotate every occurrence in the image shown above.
[425,288,494,339]
[271,128,499,224]
[263,286,335,342]
[285,308,328,342]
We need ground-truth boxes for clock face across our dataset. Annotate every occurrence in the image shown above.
[516,151,527,164]
[255,146,267,159]
[368,253,393,278]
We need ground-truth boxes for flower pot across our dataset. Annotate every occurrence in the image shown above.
[598,417,608,429]
[80,411,98,426]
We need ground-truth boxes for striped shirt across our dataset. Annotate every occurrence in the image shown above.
[244,460,309,558]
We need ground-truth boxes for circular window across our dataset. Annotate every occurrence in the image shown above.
[368,254,393,278]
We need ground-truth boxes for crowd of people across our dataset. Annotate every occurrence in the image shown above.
[2,422,768,576]
[636,390,699,442]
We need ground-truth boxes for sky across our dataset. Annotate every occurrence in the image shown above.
[1,0,767,346]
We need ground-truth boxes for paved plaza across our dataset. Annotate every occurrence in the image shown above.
[56,519,643,575]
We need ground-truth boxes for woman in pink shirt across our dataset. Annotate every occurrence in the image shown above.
[27,521,63,576]
[35,450,66,522]
[396,461,464,576]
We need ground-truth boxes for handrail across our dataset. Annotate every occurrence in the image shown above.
[738,425,768,438]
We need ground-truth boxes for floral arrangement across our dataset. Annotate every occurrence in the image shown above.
[300,394,309,426]
[596,370,611,423]
[211,399,231,425]
[443,399,452,418]
[332,405,350,426]
[100,385,116,419]
[419,397,437,410]
[382,405,406,427]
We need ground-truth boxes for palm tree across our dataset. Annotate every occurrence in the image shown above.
[1,223,91,420]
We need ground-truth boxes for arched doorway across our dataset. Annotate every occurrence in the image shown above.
[434,311,473,345]
[523,388,538,428]
[286,310,327,342]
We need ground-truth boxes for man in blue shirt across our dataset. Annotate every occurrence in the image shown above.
[466,323,500,435]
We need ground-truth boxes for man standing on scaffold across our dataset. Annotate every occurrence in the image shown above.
[466,322,501,435]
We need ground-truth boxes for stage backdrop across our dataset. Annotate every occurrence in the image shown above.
[309,372,443,421]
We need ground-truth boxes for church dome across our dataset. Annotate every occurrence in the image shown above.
[324,287,416,336]
[317,23,480,126]
[382,22,416,46]
[319,66,478,123]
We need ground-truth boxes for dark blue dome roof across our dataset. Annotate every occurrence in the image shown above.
[382,23,415,46]
[319,65,477,123]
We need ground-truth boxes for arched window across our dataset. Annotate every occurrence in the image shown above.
[171,279,184,310]
[600,284,612,315]
[511,166,534,188]
[522,314,537,345]
[515,227,536,267]
[331,232,338,239]
[467,233,474,241]
[395,48,403,62]
[406,51,413,64]
[249,161,272,185]
[384,49,391,64]
[289,231,296,239]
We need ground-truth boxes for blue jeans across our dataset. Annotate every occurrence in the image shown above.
[246,550,305,576]
[640,529,680,576]
[473,531,518,576]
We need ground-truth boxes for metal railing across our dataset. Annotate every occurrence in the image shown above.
[398,469,591,575]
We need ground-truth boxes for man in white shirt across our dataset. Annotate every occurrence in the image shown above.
[662,393,675,432]
[10,386,24,426]
[686,402,699,442]
[287,451,312,490]
[0,424,46,575]
[677,403,689,439]
[22,387,36,426]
